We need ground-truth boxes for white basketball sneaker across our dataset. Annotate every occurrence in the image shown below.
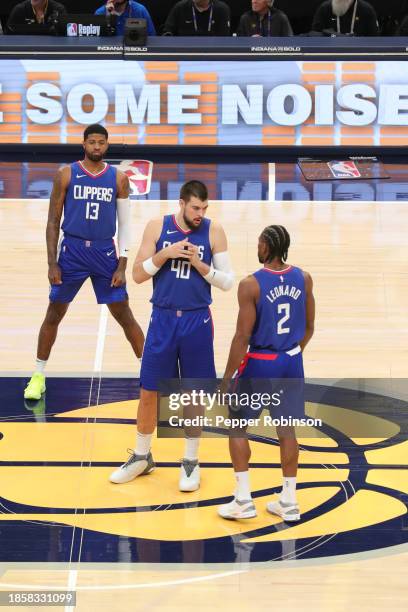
[266,499,300,522]
[218,497,257,520]
[179,459,200,492]
[109,450,155,484]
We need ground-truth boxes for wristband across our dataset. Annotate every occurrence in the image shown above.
[142,257,160,276]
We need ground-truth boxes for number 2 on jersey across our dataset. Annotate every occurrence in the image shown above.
[86,201,99,220]
[277,302,290,334]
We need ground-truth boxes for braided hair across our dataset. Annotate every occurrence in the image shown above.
[261,225,290,262]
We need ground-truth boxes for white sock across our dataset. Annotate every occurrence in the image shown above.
[134,432,152,456]
[234,471,252,501]
[280,476,297,504]
[184,437,200,461]
[35,358,47,374]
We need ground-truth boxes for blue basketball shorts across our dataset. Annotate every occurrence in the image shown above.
[231,346,305,421]
[49,235,128,305]
[140,306,216,391]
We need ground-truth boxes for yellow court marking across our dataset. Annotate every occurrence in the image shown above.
[306,403,400,445]
[59,400,338,447]
[365,440,408,465]
[0,466,350,509]
[0,487,342,541]
[243,490,407,543]
[0,422,350,464]
[56,400,138,420]
[366,469,408,495]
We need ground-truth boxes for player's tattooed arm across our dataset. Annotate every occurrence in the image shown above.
[46,166,70,285]
[300,271,315,351]
[222,276,259,383]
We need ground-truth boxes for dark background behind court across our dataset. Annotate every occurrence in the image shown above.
[0,0,407,35]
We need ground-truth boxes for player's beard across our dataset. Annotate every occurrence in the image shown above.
[86,152,104,162]
[332,0,355,17]
[183,212,202,231]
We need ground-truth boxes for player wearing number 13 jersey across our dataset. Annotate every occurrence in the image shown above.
[109,180,235,492]
[218,225,315,522]
[24,124,144,401]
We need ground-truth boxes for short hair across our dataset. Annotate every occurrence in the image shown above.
[180,180,208,203]
[83,124,108,140]
[261,225,290,262]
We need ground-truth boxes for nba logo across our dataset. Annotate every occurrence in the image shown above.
[116,160,153,196]
[67,23,78,37]
[328,161,361,179]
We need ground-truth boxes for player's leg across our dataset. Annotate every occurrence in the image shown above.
[37,301,70,360]
[266,351,303,522]
[109,308,179,484]
[266,425,300,521]
[218,353,278,520]
[178,308,217,492]
[218,429,257,519]
[107,300,144,359]
[24,235,90,399]
[109,388,157,484]
[24,302,70,400]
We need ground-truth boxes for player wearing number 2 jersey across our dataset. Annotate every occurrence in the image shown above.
[109,180,235,492]
[24,124,144,401]
[218,225,315,522]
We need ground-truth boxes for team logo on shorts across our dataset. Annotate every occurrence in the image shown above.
[328,161,361,179]
[66,23,78,37]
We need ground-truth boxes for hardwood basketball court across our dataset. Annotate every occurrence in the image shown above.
[0,193,407,610]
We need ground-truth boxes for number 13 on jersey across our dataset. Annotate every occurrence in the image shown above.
[86,201,99,220]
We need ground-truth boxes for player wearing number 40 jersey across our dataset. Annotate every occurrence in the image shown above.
[24,124,144,401]
[218,225,315,522]
[109,180,235,492]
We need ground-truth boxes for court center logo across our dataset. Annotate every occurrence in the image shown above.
[0,380,407,563]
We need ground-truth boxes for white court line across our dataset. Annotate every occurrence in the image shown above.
[93,305,109,372]
[64,304,108,612]
[1,569,247,592]
[268,163,276,202]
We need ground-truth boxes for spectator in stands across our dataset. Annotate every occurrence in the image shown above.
[237,0,292,37]
[95,1,156,36]
[7,0,67,32]
[163,0,230,36]
[312,0,379,35]
[398,15,408,35]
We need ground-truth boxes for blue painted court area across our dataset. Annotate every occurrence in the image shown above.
[0,377,407,564]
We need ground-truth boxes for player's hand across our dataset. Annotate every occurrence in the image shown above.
[48,263,62,285]
[106,0,115,14]
[187,244,202,268]
[218,377,231,403]
[111,268,126,287]
[163,239,193,261]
